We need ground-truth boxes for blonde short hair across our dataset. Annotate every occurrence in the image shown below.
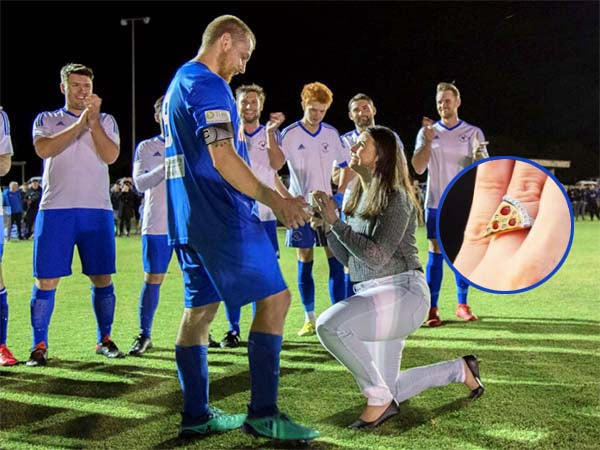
[436,82,460,99]
[201,15,256,50]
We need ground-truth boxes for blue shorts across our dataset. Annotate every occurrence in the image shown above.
[33,209,116,278]
[285,223,327,248]
[426,208,439,240]
[142,234,173,274]
[174,226,286,309]
[261,220,279,257]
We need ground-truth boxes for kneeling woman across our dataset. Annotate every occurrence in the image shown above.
[310,126,483,429]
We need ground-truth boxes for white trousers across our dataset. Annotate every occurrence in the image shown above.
[316,270,465,405]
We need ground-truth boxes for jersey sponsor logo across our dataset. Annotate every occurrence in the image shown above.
[298,144,306,150]
[205,110,231,124]
[320,142,329,153]
[56,121,65,126]
[152,151,162,157]
[165,155,184,179]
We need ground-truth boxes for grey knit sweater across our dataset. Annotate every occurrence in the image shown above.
[326,188,422,282]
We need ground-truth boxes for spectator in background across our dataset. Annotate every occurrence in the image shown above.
[110,182,121,234]
[7,181,24,240]
[24,179,42,239]
[118,179,136,237]
[585,185,599,220]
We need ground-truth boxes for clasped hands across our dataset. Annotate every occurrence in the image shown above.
[308,190,339,231]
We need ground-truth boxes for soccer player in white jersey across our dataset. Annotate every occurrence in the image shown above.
[412,82,486,326]
[339,93,407,298]
[214,84,289,348]
[26,63,124,366]
[0,107,17,366]
[128,96,173,356]
[277,82,348,337]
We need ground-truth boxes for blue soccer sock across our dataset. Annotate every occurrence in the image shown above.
[139,282,161,338]
[248,331,282,418]
[176,345,210,419]
[297,260,315,313]
[91,284,116,343]
[344,271,355,298]
[224,303,241,335]
[426,252,444,308]
[30,286,56,348]
[0,289,8,345]
[455,273,469,305]
[328,257,345,304]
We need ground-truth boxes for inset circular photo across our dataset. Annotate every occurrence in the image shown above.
[437,156,574,293]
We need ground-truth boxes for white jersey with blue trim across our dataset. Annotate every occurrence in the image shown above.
[341,128,407,162]
[133,135,167,235]
[281,121,349,197]
[0,109,14,214]
[245,125,280,221]
[414,120,485,209]
[32,108,120,211]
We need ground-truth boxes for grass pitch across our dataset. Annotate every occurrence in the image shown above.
[1,221,599,449]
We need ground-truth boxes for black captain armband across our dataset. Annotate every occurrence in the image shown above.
[202,122,234,145]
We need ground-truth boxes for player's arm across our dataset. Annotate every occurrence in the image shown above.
[34,111,89,159]
[205,123,307,228]
[85,95,119,164]
[133,144,164,192]
[0,154,10,176]
[411,116,435,175]
[274,174,293,199]
[265,112,286,170]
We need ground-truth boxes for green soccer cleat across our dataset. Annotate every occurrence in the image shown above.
[180,408,246,437]
[243,412,320,442]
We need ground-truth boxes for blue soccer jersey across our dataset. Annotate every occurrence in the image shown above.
[162,61,257,247]
[162,61,284,306]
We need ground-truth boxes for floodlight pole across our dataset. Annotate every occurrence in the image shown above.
[120,16,150,162]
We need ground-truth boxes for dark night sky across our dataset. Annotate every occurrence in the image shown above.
[1,0,598,184]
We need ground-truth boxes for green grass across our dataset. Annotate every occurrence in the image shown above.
[1,221,599,449]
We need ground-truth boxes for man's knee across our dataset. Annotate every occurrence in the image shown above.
[89,274,112,288]
[428,239,440,253]
[36,278,60,290]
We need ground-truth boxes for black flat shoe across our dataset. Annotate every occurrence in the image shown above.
[463,354,484,399]
[348,401,399,429]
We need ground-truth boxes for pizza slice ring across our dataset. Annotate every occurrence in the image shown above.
[484,195,535,238]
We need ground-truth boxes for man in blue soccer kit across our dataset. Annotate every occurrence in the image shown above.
[0,107,17,366]
[162,15,318,440]
[216,83,289,348]
[277,82,348,336]
[129,96,174,356]
[26,63,124,366]
[412,82,486,326]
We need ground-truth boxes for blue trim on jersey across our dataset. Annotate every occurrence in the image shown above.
[156,135,165,142]
[61,107,81,118]
[244,124,265,138]
[341,129,358,140]
[437,120,464,131]
[299,121,322,137]
[338,161,349,168]
[281,121,303,140]
[0,111,9,135]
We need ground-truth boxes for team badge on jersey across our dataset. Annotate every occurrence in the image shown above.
[320,142,329,153]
